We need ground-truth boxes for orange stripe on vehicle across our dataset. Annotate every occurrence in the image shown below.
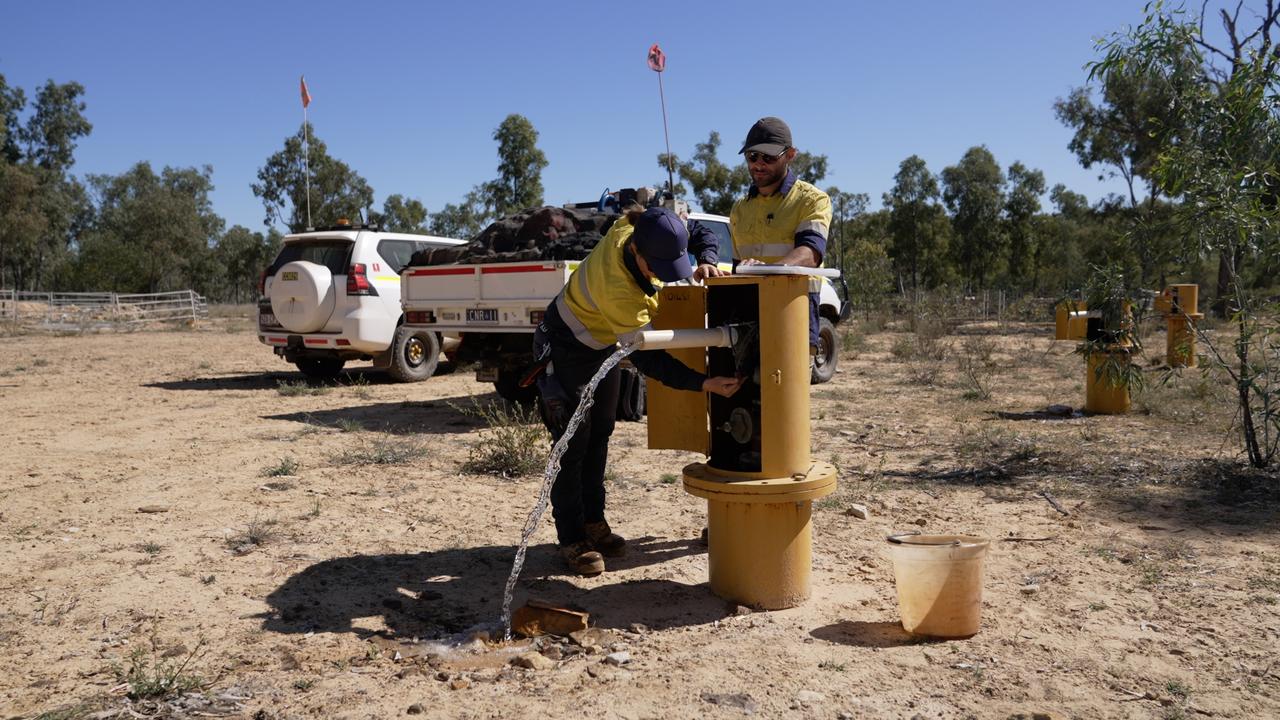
[304,338,328,345]
[267,337,287,343]
[405,267,476,276]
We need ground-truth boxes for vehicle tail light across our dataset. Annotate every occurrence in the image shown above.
[257,268,268,296]
[406,310,436,324]
[529,310,545,325]
[346,263,378,296]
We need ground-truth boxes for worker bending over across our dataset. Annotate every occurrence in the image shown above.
[533,206,741,576]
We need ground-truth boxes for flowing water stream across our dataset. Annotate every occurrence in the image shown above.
[500,343,637,636]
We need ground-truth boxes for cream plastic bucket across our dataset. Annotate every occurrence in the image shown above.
[886,533,990,638]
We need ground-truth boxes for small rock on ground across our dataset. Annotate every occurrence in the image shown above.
[844,504,870,519]
[796,690,825,705]
[512,651,556,670]
[701,692,758,714]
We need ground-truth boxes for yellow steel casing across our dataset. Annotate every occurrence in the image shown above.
[1167,312,1203,368]
[1084,349,1132,414]
[683,461,837,609]
[702,274,812,478]
[646,285,709,454]
[757,273,812,477]
[676,273,835,610]
[1169,284,1199,315]
[1054,300,1087,341]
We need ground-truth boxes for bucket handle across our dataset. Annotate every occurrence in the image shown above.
[886,531,963,547]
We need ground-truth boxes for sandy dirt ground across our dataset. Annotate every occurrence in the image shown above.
[1,312,1278,720]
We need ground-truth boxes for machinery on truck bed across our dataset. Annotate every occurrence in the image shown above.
[400,188,846,418]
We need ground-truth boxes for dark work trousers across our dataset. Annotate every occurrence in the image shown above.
[542,341,622,547]
[808,291,820,348]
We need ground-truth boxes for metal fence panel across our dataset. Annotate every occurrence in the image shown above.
[0,289,208,330]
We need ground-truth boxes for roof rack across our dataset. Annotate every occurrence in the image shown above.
[305,220,381,232]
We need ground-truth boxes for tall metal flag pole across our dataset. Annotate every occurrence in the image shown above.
[647,44,674,196]
[300,76,313,229]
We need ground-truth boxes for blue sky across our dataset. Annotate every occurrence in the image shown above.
[5,1,1167,234]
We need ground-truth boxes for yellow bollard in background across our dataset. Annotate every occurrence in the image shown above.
[1084,349,1132,414]
[1055,300,1087,341]
[1161,284,1202,368]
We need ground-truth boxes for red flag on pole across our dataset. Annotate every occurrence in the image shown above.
[647,44,666,72]
[300,76,312,108]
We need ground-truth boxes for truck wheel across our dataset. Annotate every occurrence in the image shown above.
[295,357,345,380]
[387,326,440,382]
[617,367,646,421]
[495,368,539,406]
[810,317,838,384]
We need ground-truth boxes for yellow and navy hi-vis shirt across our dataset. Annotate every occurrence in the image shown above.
[730,170,832,290]
[547,216,706,392]
[554,216,660,350]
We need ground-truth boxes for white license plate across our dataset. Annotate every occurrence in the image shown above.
[466,308,498,323]
[260,312,278,326]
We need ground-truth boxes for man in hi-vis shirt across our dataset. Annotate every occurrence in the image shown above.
[729,116,832,351]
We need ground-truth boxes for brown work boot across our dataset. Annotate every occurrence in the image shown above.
[585,520,626,557]
[560,541,605,576]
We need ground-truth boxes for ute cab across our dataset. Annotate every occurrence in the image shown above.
[258,221,465,381]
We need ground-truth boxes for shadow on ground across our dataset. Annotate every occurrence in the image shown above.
[145,362,458,392]
[990,408,1082,422]
[881,455,1279,534]
[809,620,930,648]
[261,393,513,435]
[261,539,722,640]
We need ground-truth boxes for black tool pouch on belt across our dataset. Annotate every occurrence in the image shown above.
[536,369,571,436]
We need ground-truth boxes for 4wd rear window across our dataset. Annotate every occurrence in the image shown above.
[377,240,423,274]
[270,241,352,276]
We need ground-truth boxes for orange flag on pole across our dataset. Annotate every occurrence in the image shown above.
[300,76,312,108]
[647,44,666,72]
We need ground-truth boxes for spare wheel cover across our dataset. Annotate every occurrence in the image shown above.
[270,260,335,333]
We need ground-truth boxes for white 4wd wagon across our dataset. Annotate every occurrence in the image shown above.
[257,222,465,381]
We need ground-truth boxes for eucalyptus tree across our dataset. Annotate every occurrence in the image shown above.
[941,146,1006,289]
[253,123,374,232]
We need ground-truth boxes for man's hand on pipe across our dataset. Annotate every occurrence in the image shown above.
[703,376,743,397]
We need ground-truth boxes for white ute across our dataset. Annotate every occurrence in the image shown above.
[400,208,846,413]
[258,222,465,381]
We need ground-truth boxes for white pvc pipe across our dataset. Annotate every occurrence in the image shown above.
[633,327,734,350]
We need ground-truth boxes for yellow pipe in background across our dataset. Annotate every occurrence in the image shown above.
[1055,300,1087,341]
[1161,284,1202,368]
[1084,349,1132,414]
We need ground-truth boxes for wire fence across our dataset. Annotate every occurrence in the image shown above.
[0,289,208,331]
[846,289,1058,327]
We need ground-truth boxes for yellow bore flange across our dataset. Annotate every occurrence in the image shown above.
[683,461,837,610]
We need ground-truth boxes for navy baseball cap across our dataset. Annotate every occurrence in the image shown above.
[632,207,692,283]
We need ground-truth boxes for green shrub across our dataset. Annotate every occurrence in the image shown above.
[456,400,548,478]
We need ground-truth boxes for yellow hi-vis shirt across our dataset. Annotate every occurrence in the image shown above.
[553,217,658,350]
[730,176,832,291]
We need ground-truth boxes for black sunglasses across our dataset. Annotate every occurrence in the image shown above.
[746,148,788,164]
